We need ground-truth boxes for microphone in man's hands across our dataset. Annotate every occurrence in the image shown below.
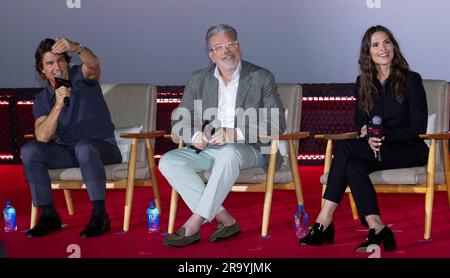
[203,119,221,140]
[367,115,384,162]
[190,119,222,153]
[54,73,72,107]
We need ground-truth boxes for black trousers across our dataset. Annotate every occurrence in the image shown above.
[323,139,428,225]
[21,138,122,206]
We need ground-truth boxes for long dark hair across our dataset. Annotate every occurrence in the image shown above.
[35,38,71,79]
[358,25,409,115]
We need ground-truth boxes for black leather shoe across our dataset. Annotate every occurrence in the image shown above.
[356,226,397,252]
[26,213,62,238]
[299,222,334,245]
[80,214,111,238]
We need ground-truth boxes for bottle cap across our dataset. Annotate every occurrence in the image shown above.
[149,201,155,207]
[6,201,11,206]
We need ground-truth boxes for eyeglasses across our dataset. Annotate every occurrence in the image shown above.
[209,41,239,53]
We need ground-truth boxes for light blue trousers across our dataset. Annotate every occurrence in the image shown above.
[159,144,264,220]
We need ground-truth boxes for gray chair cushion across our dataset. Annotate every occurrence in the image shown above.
[102,84,157,163]
[320,167,445,186]
[422,80,449,171]
[48,162,150,181]
[201,163,293,184]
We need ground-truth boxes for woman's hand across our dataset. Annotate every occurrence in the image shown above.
[360,125,367,138]
[368,136,385,157]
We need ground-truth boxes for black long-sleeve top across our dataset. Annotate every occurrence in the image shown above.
[354,71,428,143]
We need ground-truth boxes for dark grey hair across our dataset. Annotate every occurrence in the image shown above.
[205,24,238,47]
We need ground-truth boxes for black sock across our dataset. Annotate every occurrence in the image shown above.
[92,200,106,217]
[41,203,57,217]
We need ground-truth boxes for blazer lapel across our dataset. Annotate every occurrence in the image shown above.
[203,69,219,110]
[235,62,251,109]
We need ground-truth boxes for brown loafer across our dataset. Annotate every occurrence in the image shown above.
[209,221,241,242]
[161,227,201,247]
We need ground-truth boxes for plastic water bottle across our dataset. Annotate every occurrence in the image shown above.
[146,201,159,233]
[294,204,308,239]
[3,201,17,232]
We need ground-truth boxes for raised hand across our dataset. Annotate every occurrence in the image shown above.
[52,38,80,54]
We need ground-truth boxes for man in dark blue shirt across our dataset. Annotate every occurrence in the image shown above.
[21,38,122,238]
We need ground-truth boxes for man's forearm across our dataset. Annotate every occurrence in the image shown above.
[35,106,62,142]
[79,47,100,70]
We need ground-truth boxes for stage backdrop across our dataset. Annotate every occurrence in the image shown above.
[1,0,449,87]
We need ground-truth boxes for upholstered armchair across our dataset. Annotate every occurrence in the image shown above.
[29,84,165,232]
[167,83,309,237]
[316,80,450,240]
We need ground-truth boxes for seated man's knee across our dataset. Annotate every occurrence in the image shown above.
[21,141,44,164]
[159,149,187,175]
[158,154,172,175]
[217,144,240,163]
[74,140,99,162]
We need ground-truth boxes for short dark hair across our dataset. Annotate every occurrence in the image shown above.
[35,38,71,79]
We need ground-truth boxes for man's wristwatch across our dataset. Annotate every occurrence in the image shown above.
[76,42,84,54]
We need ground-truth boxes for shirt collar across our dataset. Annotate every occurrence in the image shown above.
[44,80,55,93]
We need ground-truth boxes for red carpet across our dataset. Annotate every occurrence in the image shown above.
[1,165,450,258]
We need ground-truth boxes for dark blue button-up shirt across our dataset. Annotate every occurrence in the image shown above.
[33,65,115,145]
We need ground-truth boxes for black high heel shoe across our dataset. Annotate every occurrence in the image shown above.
[299,222,335,245]
[356,226,397,252]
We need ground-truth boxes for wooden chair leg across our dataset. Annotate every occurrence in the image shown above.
[348,193,359,220]
[424,139,436,240]
[168,189,179,234]
[123,139,138,232]
[63,189,74,215]
[261,140,278,237]
[30,203,38,229]
[145,138,162,214]
[288,140,304,205]
[442,140,450,207]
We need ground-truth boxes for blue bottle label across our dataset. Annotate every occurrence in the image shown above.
[4,208,17,232]
[147,208,159,232]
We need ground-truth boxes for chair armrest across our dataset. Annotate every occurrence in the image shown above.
[120,130,165,139]
[24,134,36,139]
[314,132,358,140]
[164,134,173,140]
[259,132,310,141]
[166,131,310,144]
[419,133,450,140]
[163,134,184,144]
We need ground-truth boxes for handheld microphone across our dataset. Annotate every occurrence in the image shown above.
[203,119,221,140]
[367,115,384,162]
[54,73,72,107]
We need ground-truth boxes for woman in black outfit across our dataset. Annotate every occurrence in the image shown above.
[300,25,429,251]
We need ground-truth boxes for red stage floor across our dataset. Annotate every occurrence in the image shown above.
[1,165,450,258]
